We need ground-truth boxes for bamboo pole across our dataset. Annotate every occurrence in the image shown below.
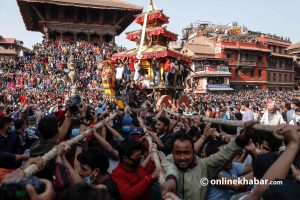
[137,115,166,184]
[163,108,276,132]
[23,113,118,177]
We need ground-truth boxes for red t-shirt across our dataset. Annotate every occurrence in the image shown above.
[111,164,154,200]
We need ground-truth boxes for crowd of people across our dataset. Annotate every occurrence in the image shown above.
[1,38,300,200]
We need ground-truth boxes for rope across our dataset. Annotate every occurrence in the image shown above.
[137,115,166,184]
[163,108,276,132]
[23,113,118,177]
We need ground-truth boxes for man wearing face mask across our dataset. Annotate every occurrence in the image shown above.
[121,117,132,140]
[111,140,161,200]
[289,108,300,125]
[0,116,29,169]
[76,148,121,200]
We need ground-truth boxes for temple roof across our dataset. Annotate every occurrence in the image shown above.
[17,0,142,11]
[112,44,191,62]
[287,42,300,50]
[17,0,142,35]
[184,44,215,56]
[126,26,178,41]
[182,36,216,58]
[135,10,169,25]
[0,38,16,44]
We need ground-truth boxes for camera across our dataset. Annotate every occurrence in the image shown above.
[0,176,45,200]
[68,94,81,114]
[69,95,95,121]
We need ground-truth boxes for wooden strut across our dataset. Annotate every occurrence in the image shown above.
[137,115,166,184]
[163,108,277,132]
[23,113,118,177]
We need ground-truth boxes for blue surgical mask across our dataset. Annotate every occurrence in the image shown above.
[82,176,95,185]
[71,128,80,138]
[9,126,15,133]
[122,126,131,133]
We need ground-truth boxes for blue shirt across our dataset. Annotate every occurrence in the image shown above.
[207,162,245,200]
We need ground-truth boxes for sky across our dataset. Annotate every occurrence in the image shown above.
[1,0,300,49]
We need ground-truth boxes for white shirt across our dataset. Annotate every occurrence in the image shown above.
[115,67,124,79]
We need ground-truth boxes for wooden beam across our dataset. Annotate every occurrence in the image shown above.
[99,11,104,24]
[45,4,51,20]
[73,7,79,23]
[112,11,118,25]
[86,8,92,24]
[31,4,45,21]
[59,6,64,22]
[115,13,131,26]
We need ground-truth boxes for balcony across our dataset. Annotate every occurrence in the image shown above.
[195,67,204,72]
[237,59,257,67]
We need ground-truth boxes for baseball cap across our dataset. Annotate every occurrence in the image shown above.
[130,127,142,135]
[122,117,132,126]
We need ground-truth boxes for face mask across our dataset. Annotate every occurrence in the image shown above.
[71,128,80,138]
[122,126,131,133]
[296,116,300,122]
[82,175,95,185]
[9,126,15,133]
[130,157,142,169]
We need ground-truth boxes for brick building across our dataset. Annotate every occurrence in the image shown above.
[181,22,297,92]
[213,36,270,90]
[181,36,232,93]
[258,36,294,91]
[288,42,300,88]
[0,35,26,61]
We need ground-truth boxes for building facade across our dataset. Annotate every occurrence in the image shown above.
[181,21,297,92]
[181,36,232,93]
[258,36,294,91]
[288,42,300,88]
[0,35,27,61]
[214,37,270,90]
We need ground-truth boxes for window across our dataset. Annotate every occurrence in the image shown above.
[278,60,282,68]
[285,74,287,82]
[290,74,293,82]
[250,69,254,78]
[258,70,262,79]
[242,69,248,76]
[234,68,238,77]
[227,54,233,59]
[268,73,271,82]
[257,56,263,64]
[281,60,285,68]
[273,73,276,82]
[279,73,282,82]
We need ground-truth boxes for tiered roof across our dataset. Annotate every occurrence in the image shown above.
[17,0,142,10]
[112,1,190,62]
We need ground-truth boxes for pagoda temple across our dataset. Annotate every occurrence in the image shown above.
[112,0,191,84]
[17,0,142,42]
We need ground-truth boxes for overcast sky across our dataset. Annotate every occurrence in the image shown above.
[1,0,299,49]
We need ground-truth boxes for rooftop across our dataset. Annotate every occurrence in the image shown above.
[0,38,16,44]
[17,0,142,10]
[0,49,17,55]
[287,42,300,50]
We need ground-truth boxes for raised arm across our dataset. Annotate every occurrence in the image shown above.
[246,125,300,200]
